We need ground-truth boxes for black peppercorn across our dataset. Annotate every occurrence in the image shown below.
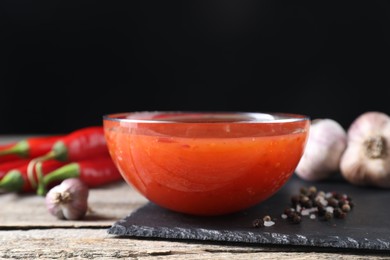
[300,187,308,195]
[302,199,313,208]
[291,214,302,224]
[333,208,342,218]
[284,207,294,216]
[324,211,333,221]
[252,218,264,228]
[338,199,347,208]
[317,205,326,217]
[327,198,339,208]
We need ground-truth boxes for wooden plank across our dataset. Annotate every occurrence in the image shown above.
[0,182,148,228]
[0,228,387,259]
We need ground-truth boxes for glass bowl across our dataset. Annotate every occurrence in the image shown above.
[103,111,310,216]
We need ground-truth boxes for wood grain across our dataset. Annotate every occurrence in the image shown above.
[0,182,148,228]
[1,229,388,259]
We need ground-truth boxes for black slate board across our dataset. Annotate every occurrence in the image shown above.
[108,174,390,252]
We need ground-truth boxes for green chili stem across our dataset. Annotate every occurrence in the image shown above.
[36,162,81,196]
[0,140,29,157]
[36,161,45,196]
[51,141,69,161]
[0,170,24,192]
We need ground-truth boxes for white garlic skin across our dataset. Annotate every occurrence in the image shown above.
[295,118,347,181]
[45,178,89,220]
[340,111,390,188]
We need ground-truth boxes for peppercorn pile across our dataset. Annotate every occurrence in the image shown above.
[284,186,353,223]
[252,185,354,228]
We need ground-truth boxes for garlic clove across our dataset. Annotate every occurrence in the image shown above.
[340,111,390,188]
[45,178,89,220]
[295,118,347,181]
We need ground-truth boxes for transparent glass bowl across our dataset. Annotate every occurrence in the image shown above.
[103,111,310,216]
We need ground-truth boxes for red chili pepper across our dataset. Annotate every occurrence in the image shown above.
[27,126,109,188]
[36,156,123,195]
[0,159,31,179]
[33,126,108,162]
[0,160,68,193]
[0,142,21,163]
[0,135,63,163]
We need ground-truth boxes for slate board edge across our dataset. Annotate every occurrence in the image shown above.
[107,222,390,251]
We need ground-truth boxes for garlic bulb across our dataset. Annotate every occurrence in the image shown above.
[45,178,89,220]
[340,111,390,188]
[295,118,347,181]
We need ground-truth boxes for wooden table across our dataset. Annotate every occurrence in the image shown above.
[0,136,388,259]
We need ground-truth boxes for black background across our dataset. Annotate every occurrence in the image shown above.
[1,1,390,134]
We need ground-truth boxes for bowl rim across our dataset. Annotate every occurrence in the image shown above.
[103,111,310,124]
